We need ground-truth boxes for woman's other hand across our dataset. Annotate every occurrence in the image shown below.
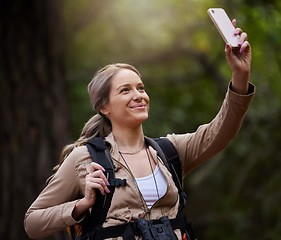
[225,19,251,95]
[72,162,110,220]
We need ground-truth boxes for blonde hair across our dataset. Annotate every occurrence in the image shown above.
[49,63,141,180]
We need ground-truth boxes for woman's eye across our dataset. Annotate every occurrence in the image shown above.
[138,86,145,91]
[120,88,129,93]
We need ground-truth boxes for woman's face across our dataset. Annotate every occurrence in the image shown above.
[101,69,149,129]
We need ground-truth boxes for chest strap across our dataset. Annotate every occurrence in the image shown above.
[88,214,194,240]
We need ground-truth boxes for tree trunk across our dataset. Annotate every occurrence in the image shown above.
[0,1,69,239]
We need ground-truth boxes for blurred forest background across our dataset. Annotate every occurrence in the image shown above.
[1,0,281,239]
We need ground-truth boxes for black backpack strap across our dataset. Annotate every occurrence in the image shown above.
[86,137,114,171]
[145,137,187,213]
[153,138,183,188]
[84,138,126,230]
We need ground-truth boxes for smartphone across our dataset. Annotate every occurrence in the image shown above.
[207,8,240,47]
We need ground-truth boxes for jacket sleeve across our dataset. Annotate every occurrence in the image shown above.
[167,82,255,177]
[24,146,90,239]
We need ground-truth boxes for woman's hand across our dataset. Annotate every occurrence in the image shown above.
[225,19,251,95]
[72,162,110,220]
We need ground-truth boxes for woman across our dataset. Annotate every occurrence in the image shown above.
[24,23,255,239]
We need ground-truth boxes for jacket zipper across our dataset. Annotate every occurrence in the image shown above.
[111,155,172,220]
[112,158,151,218]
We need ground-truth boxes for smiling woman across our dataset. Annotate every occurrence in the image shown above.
[25,41,255,240]
[101,69,150,131]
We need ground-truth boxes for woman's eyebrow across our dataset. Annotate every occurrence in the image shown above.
[117,84,130,91]
[117,82,143,90]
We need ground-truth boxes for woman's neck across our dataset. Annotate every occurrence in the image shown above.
[112,125,145,152]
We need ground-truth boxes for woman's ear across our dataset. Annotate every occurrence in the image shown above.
[99,105,109,116]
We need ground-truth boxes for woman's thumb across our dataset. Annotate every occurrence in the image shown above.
[225,43,235,65]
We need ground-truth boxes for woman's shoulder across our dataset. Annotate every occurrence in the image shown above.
[72,144,89,154]
[64,145,92,167]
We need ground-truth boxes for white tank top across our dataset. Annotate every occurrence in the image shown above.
[135,165,167,208]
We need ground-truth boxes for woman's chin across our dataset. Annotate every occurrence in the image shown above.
[132,113,149,125]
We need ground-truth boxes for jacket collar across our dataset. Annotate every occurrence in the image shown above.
[104,132,159,162]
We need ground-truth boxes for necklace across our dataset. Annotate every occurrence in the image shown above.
[119,148,163,218]
[119,144,145,155]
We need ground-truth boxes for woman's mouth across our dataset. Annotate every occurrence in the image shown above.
[130,104,146,110]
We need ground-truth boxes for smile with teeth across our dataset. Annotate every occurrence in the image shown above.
[130,104,146,110]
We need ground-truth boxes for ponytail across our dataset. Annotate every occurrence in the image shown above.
[47,114,112,181]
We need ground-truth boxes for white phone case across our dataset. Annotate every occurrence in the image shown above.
[207,8,240,47]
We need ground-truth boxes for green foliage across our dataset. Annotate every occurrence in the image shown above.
[63,0,281,239]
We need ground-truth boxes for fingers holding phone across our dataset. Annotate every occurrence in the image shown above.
[225,37,251,73]
[208,8,250,55]
[208,8,251,94]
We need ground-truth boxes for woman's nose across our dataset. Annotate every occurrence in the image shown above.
[132,89,142,101]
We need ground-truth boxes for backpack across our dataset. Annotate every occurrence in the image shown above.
[67,137,195,240]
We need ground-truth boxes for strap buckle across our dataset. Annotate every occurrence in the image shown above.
[109,178,126,187]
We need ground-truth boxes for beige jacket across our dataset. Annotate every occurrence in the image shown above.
[24,83,255,239]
